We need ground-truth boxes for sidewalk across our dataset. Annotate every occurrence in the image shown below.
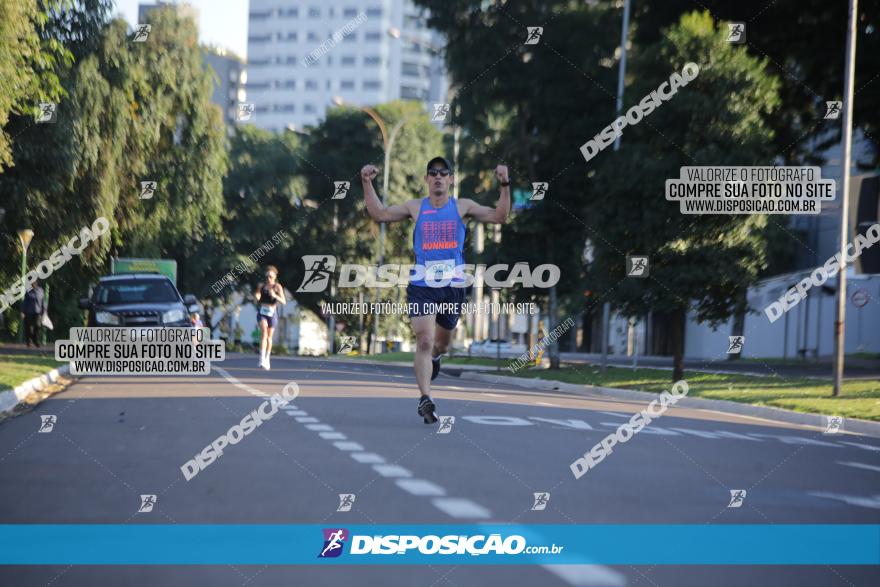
[458,370,880,438]
[558,351,880,380]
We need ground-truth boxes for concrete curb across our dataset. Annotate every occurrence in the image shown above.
[341,357,500,372]
[459,371,880,439]
[0,364,72,418]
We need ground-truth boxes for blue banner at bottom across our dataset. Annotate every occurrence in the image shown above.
[0,525,878,565]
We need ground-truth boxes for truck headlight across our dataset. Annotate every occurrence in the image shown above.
[95,311,120,325]
[162,309,185,324]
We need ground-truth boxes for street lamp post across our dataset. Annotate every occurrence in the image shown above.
[334,98,416,353]
[832,0,859,396]
[601,0,631,374]
[17,229,35,343]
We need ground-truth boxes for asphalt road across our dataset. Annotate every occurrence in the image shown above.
[1,354,878,586]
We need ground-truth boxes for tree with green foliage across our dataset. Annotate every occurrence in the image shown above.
[0,2,226,337]
[0,0,75,172]
[211,124,306,303]
[291,101,443,349]
[414,0,623,366]
[587,11,781,380]
[630,0,880,168]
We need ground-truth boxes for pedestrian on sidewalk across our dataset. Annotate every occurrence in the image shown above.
[21,279,46,348]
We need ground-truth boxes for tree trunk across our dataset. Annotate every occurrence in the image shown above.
[671,306,685,382]
[729,290,747,361]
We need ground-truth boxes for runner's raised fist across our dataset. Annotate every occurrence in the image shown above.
[495,164,509,183]
[361,164,378,182]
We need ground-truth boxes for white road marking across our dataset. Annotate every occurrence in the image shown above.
[713,430,762,441]
[671,428,722,439]
[810,491,880,509]
[213,366,269,398]
[283,410,308,416]
[838,441,880,452]
[535,402,558,407]
[530,417,593,430]
[333,441,364,452]
[484,393,506,398]
[295,416,319,423]
[319,432,347,440]
[541,565,627,587]
[750,433,840,447]
[372,464,413,478]
[837,461,880,473]
[431,497,491,519]
[395,479,446,496]
[462,415,532,426]
[599,422,685,437]
[279,405,299,410]
[597,411,628,418]
[350,452,386,464]
[306,424,334,432]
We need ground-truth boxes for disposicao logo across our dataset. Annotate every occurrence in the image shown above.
[318,528,348,558]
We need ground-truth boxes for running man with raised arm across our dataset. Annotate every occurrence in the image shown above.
[362,156,510,424]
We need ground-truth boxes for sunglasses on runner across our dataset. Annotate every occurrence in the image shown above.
[427,169,450,177]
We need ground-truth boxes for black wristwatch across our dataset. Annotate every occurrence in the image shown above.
[500,180,511,187]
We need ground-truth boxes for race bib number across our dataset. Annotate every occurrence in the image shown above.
[259,305,275,317]
[425,259,455,282]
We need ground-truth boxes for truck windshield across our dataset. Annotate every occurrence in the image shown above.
[94,280,179,304]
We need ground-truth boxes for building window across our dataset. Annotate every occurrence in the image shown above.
[305,80,318,90]
[308,7,320,18]
[284,80,297,88]
[366,7,382,17]
[304,104,316,113]
[363,80,381,90]
[364,31,381,41]
[246,82,270,89]
[343,7,358,17]
[401,86,426,100]
[285,55,298,64]
[248,34,272,43]
[307,31,318,41]
[402,62,424,77]
[363,56,381,66]
[404,15,426,28]
[340,80,355,90]
[276,104,296,112]
[285,32,298,41]
[341,56,356,66]
[282,7,298,17]
[249,10,272,19]
[255,105,270,113]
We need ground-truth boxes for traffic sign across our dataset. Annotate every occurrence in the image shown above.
[851,288,869,308]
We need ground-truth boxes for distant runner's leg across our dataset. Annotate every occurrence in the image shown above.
[258,318,269,365]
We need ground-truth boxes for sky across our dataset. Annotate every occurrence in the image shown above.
[115,0,250,58]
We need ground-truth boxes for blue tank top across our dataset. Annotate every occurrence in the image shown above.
[411,197,467,286]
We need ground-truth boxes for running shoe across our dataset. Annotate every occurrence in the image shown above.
[431,355,442,381]
[417,396,438,424]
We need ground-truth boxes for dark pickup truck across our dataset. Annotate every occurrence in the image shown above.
[79,273,199,327]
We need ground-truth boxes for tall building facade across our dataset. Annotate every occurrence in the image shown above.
[203,49,247,127]
[246,0,447,131]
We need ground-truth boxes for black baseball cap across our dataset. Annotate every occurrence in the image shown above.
[426,156,453,173]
